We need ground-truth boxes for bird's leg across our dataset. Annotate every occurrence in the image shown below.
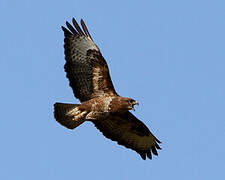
[66,107,81,116]
[72,111,87,121]
[86,112,109,120]
[86,112,98,120]
[66,106,89,121]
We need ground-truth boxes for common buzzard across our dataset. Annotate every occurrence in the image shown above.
[54,18,161,160]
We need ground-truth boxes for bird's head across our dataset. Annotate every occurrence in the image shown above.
[121,97,139,111]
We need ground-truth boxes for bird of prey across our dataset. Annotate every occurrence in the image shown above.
[54,18,161,160]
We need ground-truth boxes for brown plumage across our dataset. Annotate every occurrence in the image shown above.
[54,18,161,160]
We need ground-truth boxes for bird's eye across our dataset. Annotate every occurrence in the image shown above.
[129,99,134,103]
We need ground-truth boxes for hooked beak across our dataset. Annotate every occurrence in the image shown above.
[134,101,139,106]
[132,101,139,111]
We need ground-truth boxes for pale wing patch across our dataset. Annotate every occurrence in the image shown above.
[92,66,104,96]
[104,96,114,112]
[69,36,99,59]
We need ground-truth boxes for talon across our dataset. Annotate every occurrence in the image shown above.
[72,111,87,121]
[66,107,80,116]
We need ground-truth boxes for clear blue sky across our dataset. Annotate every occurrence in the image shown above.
[1,0,224,179]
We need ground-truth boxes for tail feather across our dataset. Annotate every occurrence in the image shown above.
[54,102,85,129]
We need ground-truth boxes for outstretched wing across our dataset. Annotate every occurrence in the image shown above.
[62,18,117,102]
[91,112,161,160]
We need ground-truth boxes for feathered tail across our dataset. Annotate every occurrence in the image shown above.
[54,102,85,129]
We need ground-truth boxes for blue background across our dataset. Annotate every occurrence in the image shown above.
[1,0,224,179]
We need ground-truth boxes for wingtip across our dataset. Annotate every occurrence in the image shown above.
[71,18,85,36]
[80,18,84,24]
[155,143,162,150]
[80,19,93,41]
[61,26,66,31]
[147,150,152,159]
[72,17,77,26]
[61,25,73,36]
[65,21,70,26]
[141,154,146,160]
[138,151,147,160]
[151,146,158,156]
